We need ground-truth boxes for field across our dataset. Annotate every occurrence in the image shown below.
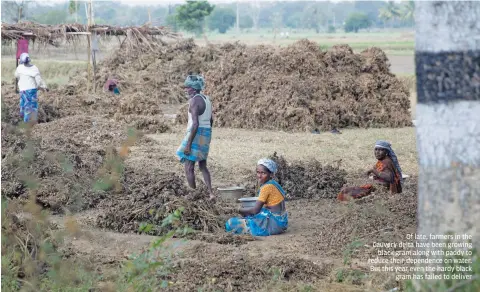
[2,31,421,291]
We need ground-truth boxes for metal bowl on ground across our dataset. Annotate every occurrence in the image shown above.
[217,186,245,202]
[238,197,258,209]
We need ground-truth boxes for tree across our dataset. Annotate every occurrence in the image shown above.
[175,0,214,36]
[208,7,235,34]
[399,0,414,24]
[378,1,401,28]
[414,1,480,287]
[249,0,261,30]
[239,15,253,29]
[68,0,79,22]
[302,3,326,32]
[1,0,28,23]
[344,12,371,33]
[33,10,69,25]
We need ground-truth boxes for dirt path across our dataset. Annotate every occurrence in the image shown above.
[388,55,415,75]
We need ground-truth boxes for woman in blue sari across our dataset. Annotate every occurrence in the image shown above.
[225,159,288,236]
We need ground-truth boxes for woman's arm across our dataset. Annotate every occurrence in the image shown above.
[372,168,393,183]
[239,201,264,217]
[34,73,48,90]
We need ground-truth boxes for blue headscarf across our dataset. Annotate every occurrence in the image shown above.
[375,140,403,182]
[184,75,205,91]
[19,53,30,64]
[257,158,278,174]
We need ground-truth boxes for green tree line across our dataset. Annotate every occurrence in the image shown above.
[1,0,415,34]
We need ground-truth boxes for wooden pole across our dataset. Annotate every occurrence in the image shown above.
[86,1,92,94]
[93,49,96,93]
[15,57,19,93]
[236,1,240,33]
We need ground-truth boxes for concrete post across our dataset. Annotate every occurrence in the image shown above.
[415,0,480,250]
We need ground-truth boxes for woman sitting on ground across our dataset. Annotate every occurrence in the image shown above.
[225,159,288,236]
[338,140,403,201]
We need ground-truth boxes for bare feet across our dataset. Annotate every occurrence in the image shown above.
[209,193,216,201]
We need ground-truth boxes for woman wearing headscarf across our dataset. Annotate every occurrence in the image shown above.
[338,140,403,201]
[14,53,48,123]
[225,158,288,236]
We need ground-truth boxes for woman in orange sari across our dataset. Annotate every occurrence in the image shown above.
[338,140,403,201]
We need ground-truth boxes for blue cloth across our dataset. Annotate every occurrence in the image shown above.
[225,180,288,236]
[257,158,278,174]
[113,87,120,95]
[184,75,205,91]
[176,127,212,162]
[19,88,38,122]
[19,53,30,64]
[375,140,403,182]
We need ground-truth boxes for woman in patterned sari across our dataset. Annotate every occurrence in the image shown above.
[14,53,48,123]
[338,140,403,201]
[225,159,288,236]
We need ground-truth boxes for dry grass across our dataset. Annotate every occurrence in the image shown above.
[1,59,86,86]
[149,125,418,186]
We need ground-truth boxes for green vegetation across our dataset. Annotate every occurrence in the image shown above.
[2,1,416,32]
[208,7,236,34]
[344,12,372,33]
[175,1,214,36]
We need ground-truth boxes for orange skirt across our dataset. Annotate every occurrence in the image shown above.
[337,184,374,201]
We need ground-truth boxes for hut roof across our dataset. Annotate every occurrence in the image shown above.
[1,22,181,48]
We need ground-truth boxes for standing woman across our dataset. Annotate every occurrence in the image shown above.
[14,53,48,123]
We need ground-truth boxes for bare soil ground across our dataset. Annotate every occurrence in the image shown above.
[37,122,418,291]
[388,55,415,75]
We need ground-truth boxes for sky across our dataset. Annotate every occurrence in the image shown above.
[7,0,364,6]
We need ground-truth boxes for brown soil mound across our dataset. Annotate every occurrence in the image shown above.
[202,40,411,131]
[268,152,347,199]
[96,167,236,236]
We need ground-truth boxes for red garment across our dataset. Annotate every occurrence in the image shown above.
[103,79,118,91]
[16,39,29,59]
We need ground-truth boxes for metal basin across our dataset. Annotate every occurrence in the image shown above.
[217,186,245,202]
[238,197,258,209]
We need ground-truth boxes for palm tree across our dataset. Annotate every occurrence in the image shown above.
[378,1,401,28]
[400,0,415,25]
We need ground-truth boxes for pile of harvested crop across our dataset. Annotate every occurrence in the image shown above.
[96,168,236,235]
[59,38,410,132]
[1,124,106,212]
[268,152,347,199]
[201,40,411,131]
